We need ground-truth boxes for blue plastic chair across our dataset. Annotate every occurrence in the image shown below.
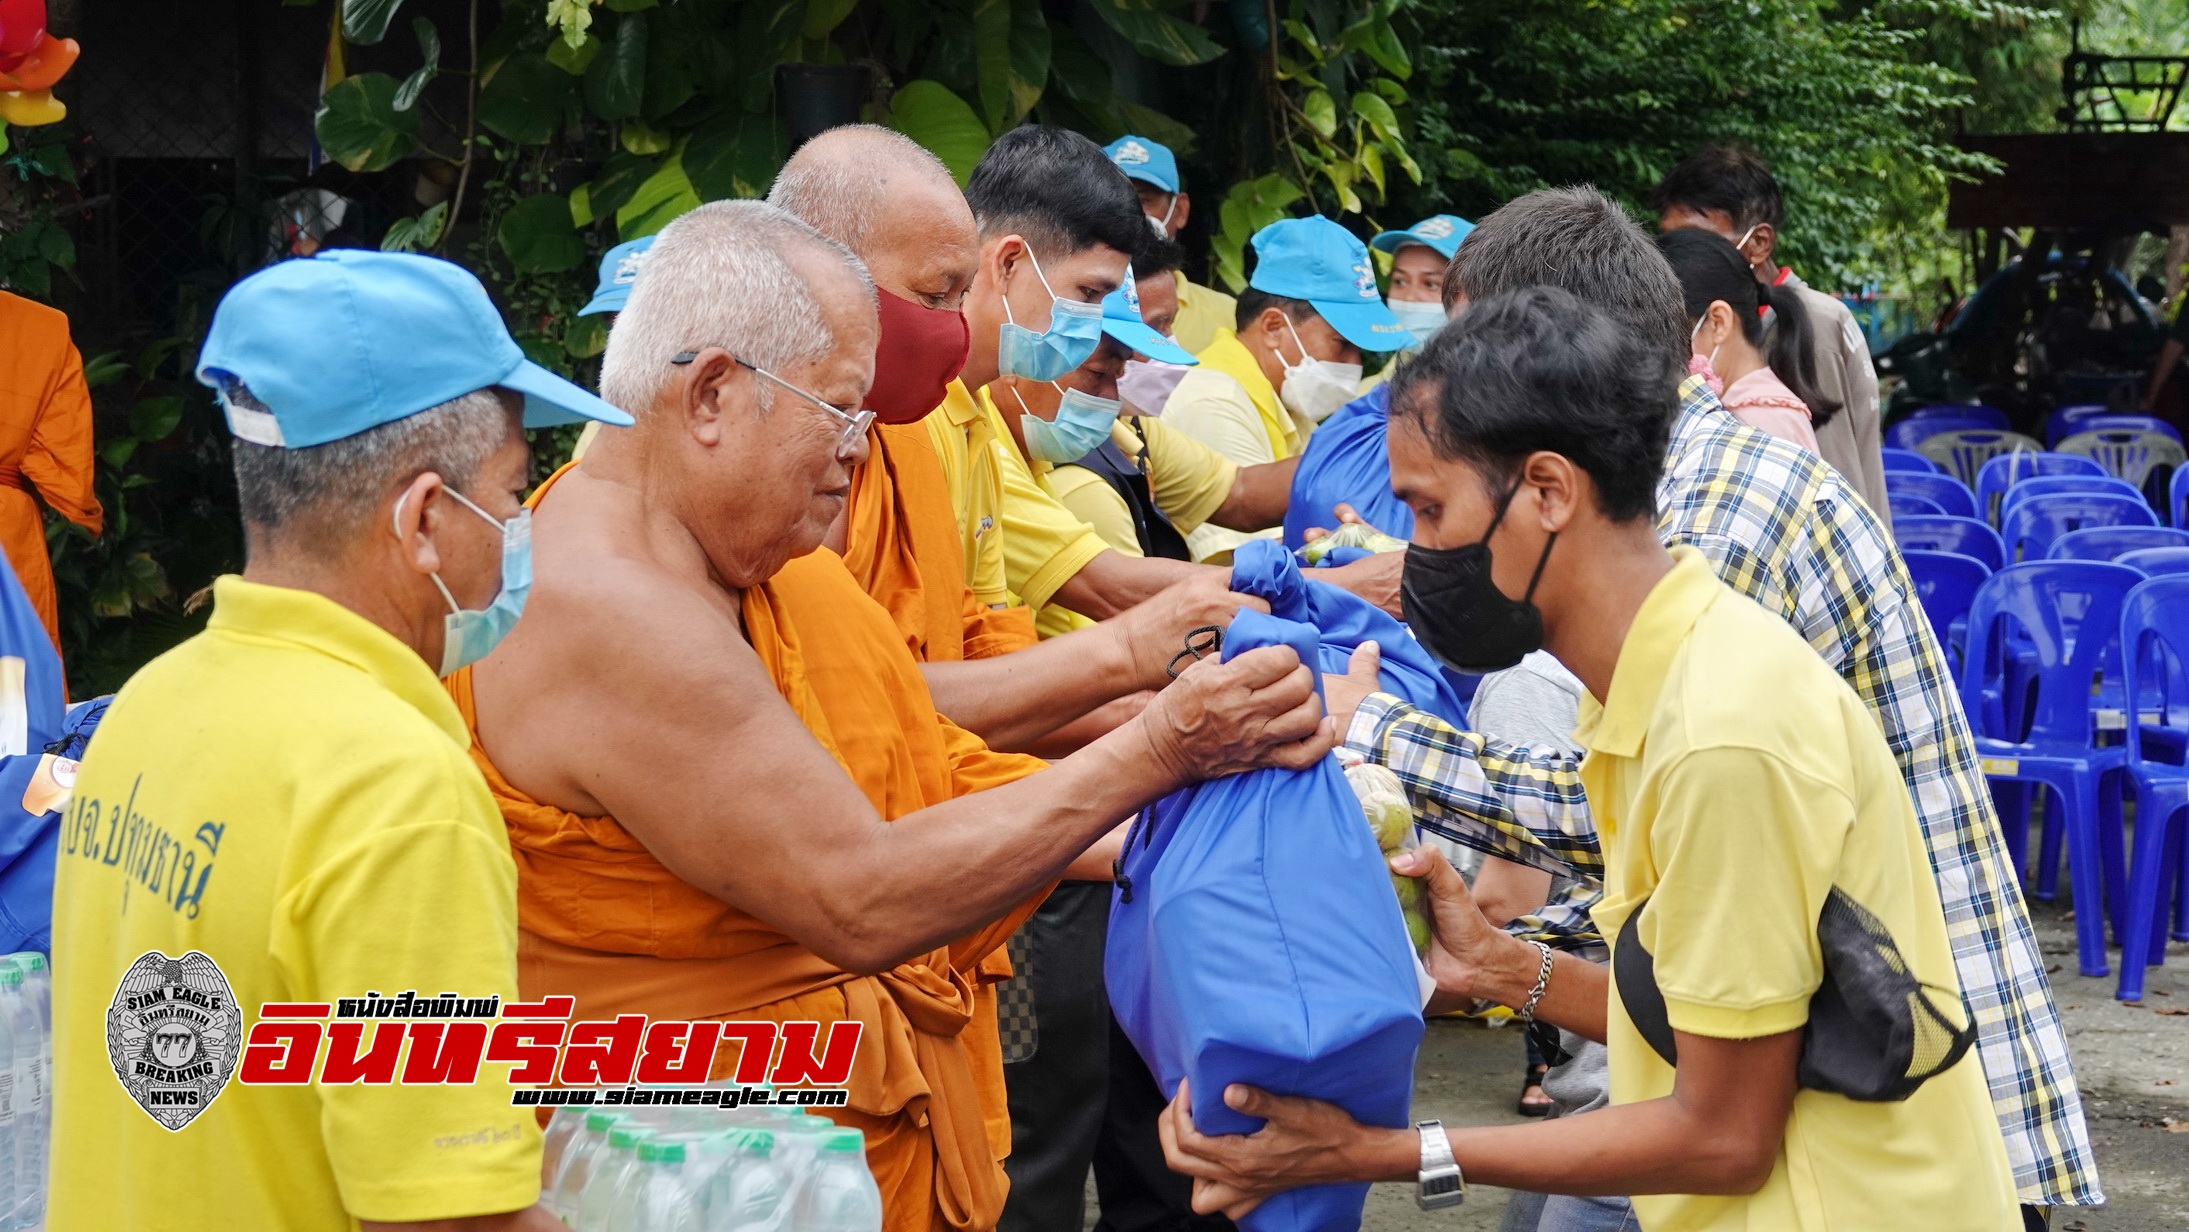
[1976,451,2107,526]
[1906,403,2011,429]
[2116,576,2189,1000]
[1889,414,2014,452]
[1998,474,2148,525]
[1889,492,1947,518]
[1894,515,2006,572]
[1881,447,1942,473]
[2071,414,2184,444]
[2044,403,2114,447]
[1962,562,2139,976]
[2121,547,2189,577]
[2173,464,2189,528]
[1885,470,1979,519]
[1903,550,1990,677]
[2000,492,2158,562]
[2048,526,2189,562]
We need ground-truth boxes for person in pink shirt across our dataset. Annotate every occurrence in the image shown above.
[1657,227,1837,453]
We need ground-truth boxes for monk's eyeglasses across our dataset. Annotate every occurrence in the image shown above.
[671,350,874,456]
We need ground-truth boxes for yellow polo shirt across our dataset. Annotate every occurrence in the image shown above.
[50,577,539,1230]
[1046,415,1240,571]
[927,379,1111,633]
[1170,273,1239,355]
[1581,549,2016,1232]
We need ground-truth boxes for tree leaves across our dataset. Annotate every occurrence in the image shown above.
[393,17,441,112]
[479,51,577,144]
[1085,0,1225,67]
[684,108,784,201]
[584,11,648,119]
[801,0,861,39]
[973,0,1012,132]
[380,201,449,252]
[885,80,992,185]
[342,0,408,45]
[314,73,419,172]
[1212,174,1307,291]
[498,194,585,274]
[615,151,701,238]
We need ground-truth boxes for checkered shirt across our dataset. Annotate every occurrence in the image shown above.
[1347,378,2101,1205]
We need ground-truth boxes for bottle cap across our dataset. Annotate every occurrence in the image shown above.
[608,1126,655,1149]
[638,1140,686,1163]
[8,953,42,974]
[821,1127,865,1153]
[1,968,23,988]
[734,1128,775,1153]
[584,1111,625,1132]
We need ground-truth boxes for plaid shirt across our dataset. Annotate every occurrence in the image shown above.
[1348,379,2100,1206]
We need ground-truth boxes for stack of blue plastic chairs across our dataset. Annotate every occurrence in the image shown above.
[1889,403,2189,990]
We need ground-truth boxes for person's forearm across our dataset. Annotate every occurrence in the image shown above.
[2148,339,2186,407]
[1021,691,1149,758]
[810,713,1191,972]
[1211,455,1300,532]
[1052,551,1216,621]
[1316,548,1402,618]
[921,623,1141,751]
[1424,930,1608,1041]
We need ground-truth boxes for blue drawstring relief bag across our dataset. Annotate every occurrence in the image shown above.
[1232,538,1469,726]
[1283,385,1413,550]
[1107,609,1424,1232]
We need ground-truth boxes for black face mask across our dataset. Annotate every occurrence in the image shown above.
[1400,481,1557,675]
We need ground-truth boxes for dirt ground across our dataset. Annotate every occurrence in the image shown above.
[1089,897,2189,1230]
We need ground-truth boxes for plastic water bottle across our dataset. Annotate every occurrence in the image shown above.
[0,967,40,1230]
[0,978,21,1228]
[790,1128,881,1232]
[576,1125,654,1231]
[611,1138,704,1232]
[550,1111,626,1222]
[541,1105,589,1208]
[706,1128,789,1231]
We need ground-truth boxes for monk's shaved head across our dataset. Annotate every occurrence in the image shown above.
[769,125,964,254]
[600,200,876,415]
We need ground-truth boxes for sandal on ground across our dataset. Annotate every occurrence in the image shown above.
[1517,1064,1553,1117]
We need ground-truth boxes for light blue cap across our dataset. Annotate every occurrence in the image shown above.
[1102,135,1179,194]
[1100,268,1197,365]
[196,250,634,448]
[578,236,656,316]
[1248,217,1407,353]
[1369,214,1474,260]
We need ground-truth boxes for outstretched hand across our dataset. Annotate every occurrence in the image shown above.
[1157,1079,1392,1219]
[1388,844,1534,1012]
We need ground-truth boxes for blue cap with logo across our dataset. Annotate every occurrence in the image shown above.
[1100,268,1198,365]
[1248,216,1407,353]
[1370,214,1474,260]
[196,250,635,448]
[578,236,656,316]
[1102,135,1180,194]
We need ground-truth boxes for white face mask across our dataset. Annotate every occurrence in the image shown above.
[1275,314,1361,424]
[1145,193,1179,237]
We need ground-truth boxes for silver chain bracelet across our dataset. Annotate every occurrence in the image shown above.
[1516,941,1554,1025]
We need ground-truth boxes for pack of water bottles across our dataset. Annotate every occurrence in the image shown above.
[540,1091,881,1231]
[0,952,52,1232]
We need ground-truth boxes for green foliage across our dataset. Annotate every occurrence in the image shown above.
[315,73,421,172]
[886,81,993,183]
[1395,0,1992,294]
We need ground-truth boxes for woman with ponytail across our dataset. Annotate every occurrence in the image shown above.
[1657,227,1841,451]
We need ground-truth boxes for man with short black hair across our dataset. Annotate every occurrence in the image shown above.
[1353,184,2094,1226]
[49,250,632,1232]
[1157,285,2019,1232]
[1651,146,1889,517]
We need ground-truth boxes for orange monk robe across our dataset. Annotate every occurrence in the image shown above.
[842,422,1036,665]
[0,292,102,653]
[450,478,1053,1231]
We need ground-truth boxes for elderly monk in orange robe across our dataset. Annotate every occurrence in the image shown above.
[767,127,1254,755]
[461,201,1330,1232]
[0,290,102,653]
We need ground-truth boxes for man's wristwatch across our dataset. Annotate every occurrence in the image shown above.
[1415,1119,1465,1210]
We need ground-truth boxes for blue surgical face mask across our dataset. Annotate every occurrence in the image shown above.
[1387,298,1447,348]
[997,250,1105,382]
[1017,384,1121,464]
[394,485,532,677]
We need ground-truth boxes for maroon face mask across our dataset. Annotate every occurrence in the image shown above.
[866,288,971,424]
